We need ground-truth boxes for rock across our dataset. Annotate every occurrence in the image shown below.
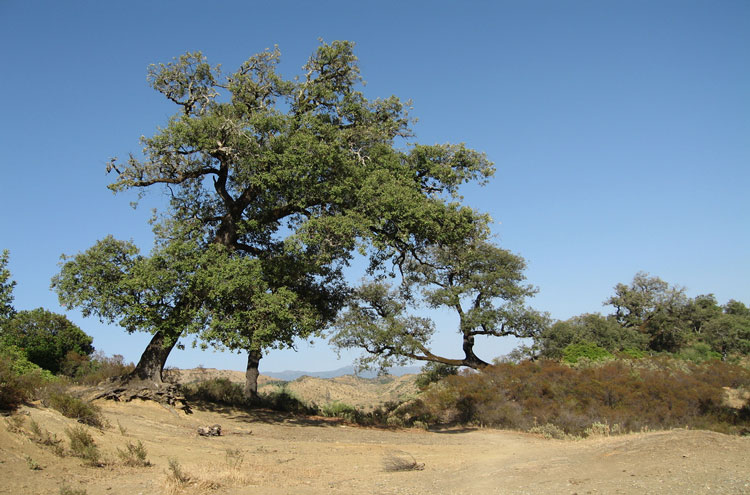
[198,424,222,436]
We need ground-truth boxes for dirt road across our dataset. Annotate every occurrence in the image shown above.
[1,399,748,494]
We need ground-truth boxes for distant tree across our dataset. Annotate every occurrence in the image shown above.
[683,294,722,334]
[331,235,548,371]
[702,313,750,360]
[0,250,16,322]
[605,272,690,352]
[55,41,492,395]
[724,300,750,317]
[1,308,94,374]
[535,313,648,360]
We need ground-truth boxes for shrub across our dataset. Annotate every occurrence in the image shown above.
[65,425,101,466]
[46,392,105,428]
[183,378,247,407]
[415,362,459,390]
[321,401,360,422]
[259,385,317,415]
[676,343,722,363]
[529,423,567,440]
[416,358,750,435]
[0,349,52,410]
[562,342,614,364]
[67,352,135,385]
[117,440,150,467]
[167,457,189,484]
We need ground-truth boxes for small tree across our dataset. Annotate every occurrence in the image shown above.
[331,236,549,370]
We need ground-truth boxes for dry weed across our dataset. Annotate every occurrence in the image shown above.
[383,450,425,472]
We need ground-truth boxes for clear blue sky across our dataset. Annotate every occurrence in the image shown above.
[1,1,748,372]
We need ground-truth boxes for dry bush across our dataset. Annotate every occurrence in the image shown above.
[67,352,135,385]
[416,358,750,436]
[117,440,150,467]
[29,418,65,455]
[182,378,247,407]
[46,392,105,428]
[382,451,425,472]
[59,485,88,495]
[65,425,101,466]
[162,455,259,495]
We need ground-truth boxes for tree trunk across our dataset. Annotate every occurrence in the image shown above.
[462,333,489,369]
[129,330,180,384]
[244,349,262,402]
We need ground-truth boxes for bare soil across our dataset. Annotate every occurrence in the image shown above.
[1,373,748,494]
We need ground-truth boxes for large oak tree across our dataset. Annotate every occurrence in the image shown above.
[53,41,493,395]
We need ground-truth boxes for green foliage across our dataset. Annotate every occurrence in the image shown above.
[605,272,691,353]
[676,343,722,363]
[702,313,750,359]
[415,362,458,390]
[620,348,646,359]
[562,342,614,364]
[331,236,549,371]
[0,249,15,321]
[537,313,647,360]
[1,308,93,374]
[46,392,105,428]
[0,348,54,410]
[55,41,494,384]
[321,401,360,422]
[415,359,750,435]
[534,273,750,361]
[65,425,101,465]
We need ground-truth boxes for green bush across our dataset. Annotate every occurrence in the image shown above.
[562,342,613,364]
[0,349,53,410]
[415,362,458,390]
[676,343,722,363]
[321,401,360,422]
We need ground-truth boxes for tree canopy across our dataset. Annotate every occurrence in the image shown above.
[53,41,494,392]
[0,308,94,374]
[331,234,549,371]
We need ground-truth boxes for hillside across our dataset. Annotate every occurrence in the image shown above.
[167,367,420,411]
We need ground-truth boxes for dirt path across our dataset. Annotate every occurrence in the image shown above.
[1,400,748,494]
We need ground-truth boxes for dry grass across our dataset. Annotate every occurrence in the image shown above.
[382,450,425,472]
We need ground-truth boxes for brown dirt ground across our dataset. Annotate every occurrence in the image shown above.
[1,396,748,495]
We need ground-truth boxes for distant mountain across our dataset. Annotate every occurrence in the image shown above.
[262,365,421,381]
